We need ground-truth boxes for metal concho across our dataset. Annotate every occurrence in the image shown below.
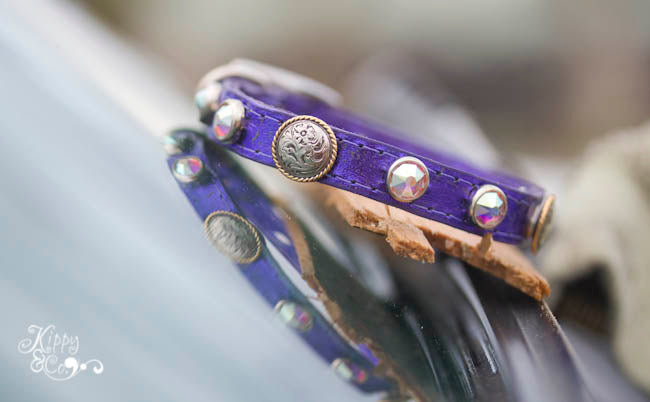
[204,211,261,264]
[272,116,338,182]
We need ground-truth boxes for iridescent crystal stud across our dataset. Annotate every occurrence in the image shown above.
[272,115,338,182]
[274,300,314,332]
[204,211,261,264]
[194,82,222,120]
[212,99,245,143]
[173,156,204,183]
[530,194,555,254]
[331,358,368,384]
[386,156,430,202]
[163,130,194,155]
[470,185,508,230]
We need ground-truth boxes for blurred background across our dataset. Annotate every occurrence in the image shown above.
[81,0,650,156]
[77,0,650,372]
[2,0,649,401]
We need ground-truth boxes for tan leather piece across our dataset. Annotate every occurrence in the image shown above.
[325,188,550,301]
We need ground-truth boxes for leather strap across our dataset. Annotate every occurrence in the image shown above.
[207,77,546,244]
[167,131,391,393]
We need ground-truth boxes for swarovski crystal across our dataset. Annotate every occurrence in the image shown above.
[173,156,203,183]
[331,358,368,384]
[471,185,507,229]
[163,135,182,155]
[194,82,221,117]
[163,131,194,155]
[275,300,313,332]
[387,157,429,202]
[212,99,244,143]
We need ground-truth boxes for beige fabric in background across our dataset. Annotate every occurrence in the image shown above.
[541,121,650,391]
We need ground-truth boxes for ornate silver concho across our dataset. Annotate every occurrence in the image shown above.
[204,211,261,264]
[271,116,338,182]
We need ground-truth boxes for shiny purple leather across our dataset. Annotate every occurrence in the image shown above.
[167,131,392,394]
[208,77,546,244]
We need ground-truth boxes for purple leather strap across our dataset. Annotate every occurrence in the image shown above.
[207,77,546,244]
[167,131,392,393]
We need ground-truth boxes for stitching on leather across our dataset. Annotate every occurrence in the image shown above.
[232,143,272,158]
[245,107,265,118]
[229,141,521,240]
[406,203,524,241]
[251,115,264,143]
[243,108,533,205]
[337,137,398,157]
[328,173,372,191]
[228,87,531,234]
[239,107,533,209]
[234,90,532,204]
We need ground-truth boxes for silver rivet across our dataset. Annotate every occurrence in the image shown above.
[212,99,245,143]
[531,194,555,253]
[331,358,368,384]
[386,156,430,202]
[194,82,222,119]
[272,115,338,182]
[204,211,261,264]
[470,185,508,230]
[274,300,314,332]
[172,156,204,183]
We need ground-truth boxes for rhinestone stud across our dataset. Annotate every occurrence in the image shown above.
[531,194,555,254]
[163,130,194,155]
[331,358,368,384]
[194,82,222,121]
[386,156,430,202]
[274,300,314,332]
[212,99,245,143]
[272,115,338,182]
[204,211,261,264]
[470,185,508,230]
[173,156,204,183]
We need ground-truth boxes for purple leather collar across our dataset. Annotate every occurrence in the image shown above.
[200,74,551,247]
[167,130,392,393]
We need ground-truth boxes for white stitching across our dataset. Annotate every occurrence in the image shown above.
[226,86,533,232]
[229,140,522,240]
